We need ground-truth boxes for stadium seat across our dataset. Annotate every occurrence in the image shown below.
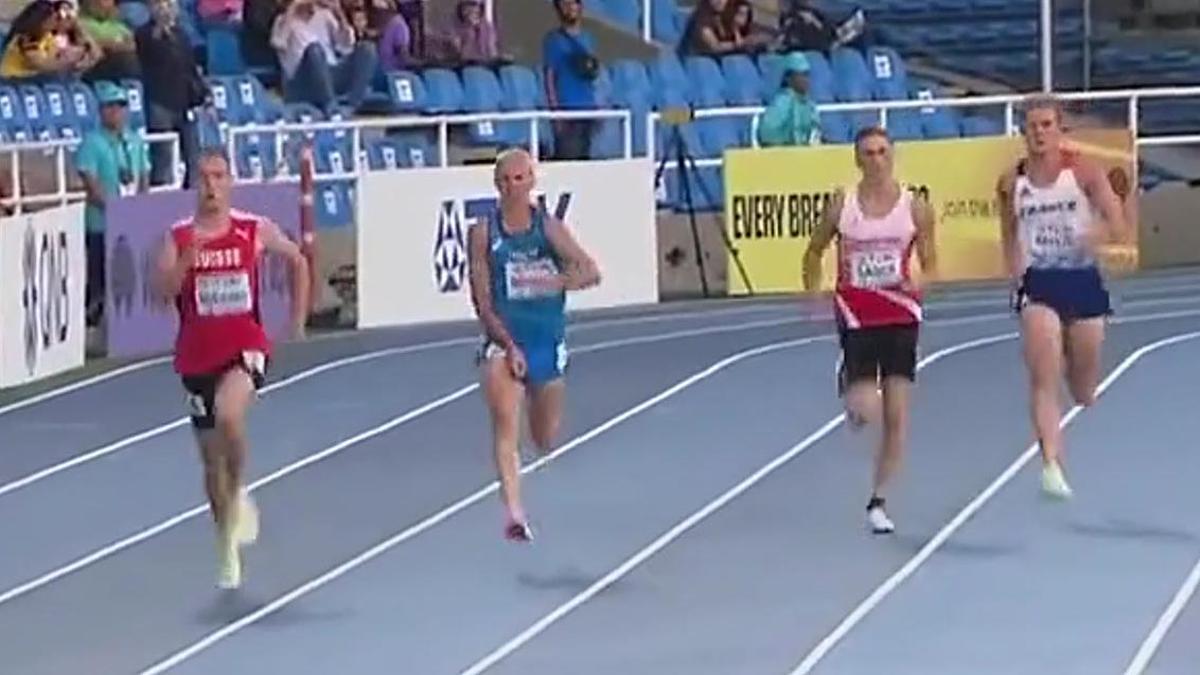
[720,55,762,105]
[206,24,244,76]
[17,85,55,142]
[385,70,427,113]
[866,46,909,100]
[683,56,726,108]
[649,52,691,105]
[603,0,641,30]
[120,79,146,131]
[651,0,683,43]
[421,68,465,113]
[314,179,353,229]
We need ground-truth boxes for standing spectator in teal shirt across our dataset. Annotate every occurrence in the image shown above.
[757,52,821,147]
[75,80,151,327]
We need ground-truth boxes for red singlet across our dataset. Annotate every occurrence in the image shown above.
[833,187,922,329]
[171,211,272,376]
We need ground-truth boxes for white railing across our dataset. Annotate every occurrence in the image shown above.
[224,108,634,183]
[647,85,1200,168]
[0,131,181,214]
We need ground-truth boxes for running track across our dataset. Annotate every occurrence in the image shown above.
[1,269,1199,675]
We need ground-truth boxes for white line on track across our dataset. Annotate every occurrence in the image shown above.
[0,319,816,609]
[133,333,841,675]
[0,357,172,418]
[455,332,1016,675]
[787,329,1200,675]
[1121,552,1200,672]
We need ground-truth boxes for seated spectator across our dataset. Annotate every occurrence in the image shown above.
[0,0,98,81]
[74,80,150,327]
[78,0,141,81]
[779,0,867,54]
[757,52,820,147]
[241,0,285,68]
[542,0,599,160]
[395,0,422,57]
[197,0,244,25]
[680,0,742,57]
[445,0,505,66]
[137,0,209,187]
[373,0,420,70]
[727,0,773,53]
[271,0,377,112]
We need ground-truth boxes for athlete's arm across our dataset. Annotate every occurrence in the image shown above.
[802,189,842,292]
[995,169,1021,283]
[153,231,192,301]
[1077,160,1128,243]
[467,220,517,351]
[544,216,601,291]
[912,193,938,285]
[258,218,310,337]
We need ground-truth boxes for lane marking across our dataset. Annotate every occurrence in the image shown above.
[0,322,819,609]
[1122,556,1200,672]
[0,357,172,418]
[134,334,841,675]
[456,333,1015,674]
[787,330,1200,675]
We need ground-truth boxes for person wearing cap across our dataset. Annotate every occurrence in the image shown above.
[74,80,151,328]
[757,51,821,148]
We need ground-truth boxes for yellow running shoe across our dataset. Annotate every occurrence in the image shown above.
[234,490,259,547]
[1041,461,1074,499]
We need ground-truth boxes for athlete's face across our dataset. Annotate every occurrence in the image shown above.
[197,155,232,214]
[855,134,893,181]
[1024,107,1062,156]
[495,154,535,203]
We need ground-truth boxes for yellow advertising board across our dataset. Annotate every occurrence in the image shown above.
[723,130,1137,295]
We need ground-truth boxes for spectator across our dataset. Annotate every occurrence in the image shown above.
[680,0,741,56]
[78,0,141,81]
[757,52,820,147]
[727,0,772,53]
[241,0,284,69]
[394,0,422,57]
[74,80,150,327]
[446,0,501,65]
[779,0,866,54]
[270,0,378,112]
[197,0,244,25]
[374,0,419,71]
[542,0,599,160]
[0,0,97,81]
[137,0,209,187]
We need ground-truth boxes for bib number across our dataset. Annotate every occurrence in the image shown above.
[195,271,252,316]
[849,250,902,288]
[1030,220,1076,258]
[505,259,559,300]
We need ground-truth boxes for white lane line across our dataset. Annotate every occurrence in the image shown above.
[786,329,1200,675]
[1122,552,1200,675]
[0,322,819,609]
[0,312,806,501]
[133,334,839,675]
[456,332,1015,675]
[0,357,172,418]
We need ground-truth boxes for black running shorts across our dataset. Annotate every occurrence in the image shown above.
[838,323,919,389]
[181,351,268,430]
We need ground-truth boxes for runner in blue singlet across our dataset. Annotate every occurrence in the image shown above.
[997,95,1128,499]
[468,148,602,542]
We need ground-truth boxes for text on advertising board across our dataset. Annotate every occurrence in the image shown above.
[21,222,71,377]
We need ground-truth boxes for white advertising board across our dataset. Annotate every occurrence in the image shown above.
[357,158,659,329]
[0,203,87,388]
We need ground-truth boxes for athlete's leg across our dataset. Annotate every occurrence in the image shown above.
[874,375,910,500]
[1064,316,1105,406]
[195,429,229,527]
[481,351,529,537]
[1021,303,1073,497]
[213,367,259,545]
[527,378,565,456]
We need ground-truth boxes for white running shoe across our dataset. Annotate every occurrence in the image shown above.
[1041,461,1074,499]
[216,532,242,589]
[867,499,895,535]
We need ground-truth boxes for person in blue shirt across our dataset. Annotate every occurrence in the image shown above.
[75,79,151,327]
[468,148,601,542]
[541,0,599,160]
[757,52,820,147]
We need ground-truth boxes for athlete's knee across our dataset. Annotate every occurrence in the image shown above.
[1070,385,1097,407]
[214,406,247,440]
[530,418,559,453]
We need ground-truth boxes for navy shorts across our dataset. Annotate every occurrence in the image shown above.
[477,337,568,386]
[1015,267,1111,322]
[181,351,268,430]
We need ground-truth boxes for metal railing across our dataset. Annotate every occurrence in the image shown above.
[0,131,181,214]
[223,108,634,183]
[647,85,1200,168]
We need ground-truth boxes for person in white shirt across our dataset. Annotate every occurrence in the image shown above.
[270,0,377,112]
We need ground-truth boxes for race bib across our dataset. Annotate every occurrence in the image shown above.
[505,258,559,300]
[1030,220,1076,257]
[849,249,903,288]
[195,271,252,316]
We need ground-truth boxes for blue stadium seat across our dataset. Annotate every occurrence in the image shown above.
[386,70,427,113]
[651,0,683,43]
[314,179,353,229]
[233,74,270,123]
[18,85,54,141]
[960,115,1004,137]
[461,66,519,146]
[683,56,727,108]
[421,68,465,113]
[603,62,651,157]
[68,82,97,131]
[603,0,641,30]
[206,24,246,76]
[0,85,30,143]
[720,55,761,105]
[206,77,236,122]
[120,79,146,130]
[649,52,691,105]
[365,136,401,170]
[41,83,78,140]
[234,131,280,180]
[885,110,923,140]
[914,88,962,140]
[866,46,908,100]
[819,112,853,144]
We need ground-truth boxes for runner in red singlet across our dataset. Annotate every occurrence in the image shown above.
[802,126,938,534]
[154,149,310,589]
